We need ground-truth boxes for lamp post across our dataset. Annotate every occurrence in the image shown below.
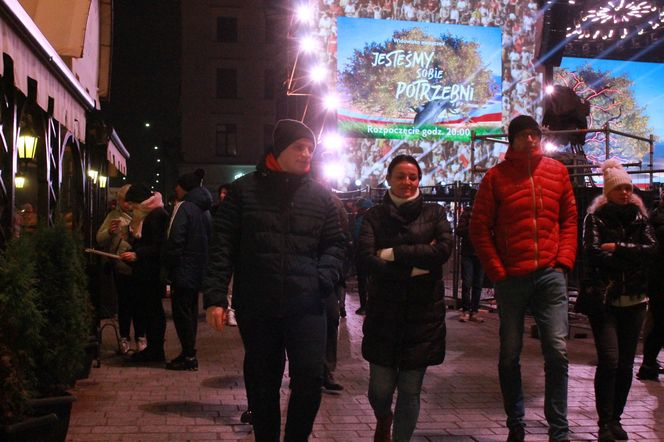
[17,130,38,161]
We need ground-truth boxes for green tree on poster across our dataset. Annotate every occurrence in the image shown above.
[555,64,654,162]
[339,27,496,119]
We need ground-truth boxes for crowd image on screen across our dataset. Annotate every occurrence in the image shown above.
[311,0,544,190]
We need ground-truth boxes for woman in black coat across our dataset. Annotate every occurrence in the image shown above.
[581,160,657,442]
[358,155,452,442]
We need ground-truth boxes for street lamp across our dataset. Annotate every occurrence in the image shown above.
[17,129,38,161]
[15,172,26,189]
[98,175,108,188]
[88,169,99,184]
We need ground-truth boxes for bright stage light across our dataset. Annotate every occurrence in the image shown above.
[575,0,662,40]
[296,4,314,24]
[355,179,363,187]
[322,132,344,152]
[544,142,558,153]
[310,65,327,83]
[545,85,555,94]
[323,161,344,180]
[323,93,340,110]
[300,35,317,53]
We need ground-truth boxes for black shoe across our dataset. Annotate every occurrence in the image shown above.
[598,425,616,442]
[506,426,525,442]
[323,379,344,391]
[609,422,628,440]
[355,307,365,315]
[240,409,253,425]
[130,347,165,363]
[165,355,198,371]
[637,364,659,381]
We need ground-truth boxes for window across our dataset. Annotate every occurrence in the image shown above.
[264,69,275,99]
[216,124,238,157]
[216,17,237,42]
[216,68,237,98]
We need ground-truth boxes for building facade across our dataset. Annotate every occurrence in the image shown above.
[0,0,128,247]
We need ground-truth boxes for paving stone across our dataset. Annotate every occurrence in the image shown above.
[67,281,664,441]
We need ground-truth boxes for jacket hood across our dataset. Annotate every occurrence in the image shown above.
[586,193,648,216]
[185,186,213,211]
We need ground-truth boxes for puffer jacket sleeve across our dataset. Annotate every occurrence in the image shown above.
[584,213,622,270]
[393,206,453,269]
[614,217,657,263]
[202,184,241,309]
[317,193,346,296]
[556,168,578,270]
[470,170,507,282]
[358,208,411,280]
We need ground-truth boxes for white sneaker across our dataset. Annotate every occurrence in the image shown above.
[226,309,237,327]
[119,338,130,355]
[137,337,148,352]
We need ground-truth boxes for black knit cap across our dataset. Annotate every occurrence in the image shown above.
[508,115,541,144]
[177,169,205,192]
[124,183,152,203]
[272,119,316,158]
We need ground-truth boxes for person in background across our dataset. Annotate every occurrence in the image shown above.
[470,115,577,442]
[211,183,230,215]
[637,189,664,381]
[582,160,656,442]
[164,169,212,371]
[353,197,373,315]
[96,184,146,354]
[456,203,485,323]
[359,155,452,442]
[19,203,38,234]
[203,119,345,441]
[120,184,169,363]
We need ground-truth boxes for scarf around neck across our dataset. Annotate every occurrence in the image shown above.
[130,192,164,239]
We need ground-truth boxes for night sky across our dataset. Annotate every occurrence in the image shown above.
[102,0,180,192]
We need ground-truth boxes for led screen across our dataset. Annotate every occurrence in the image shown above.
[556,57,664,176]
[336,17,502,142]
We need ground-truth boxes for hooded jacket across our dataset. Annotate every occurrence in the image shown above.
[359,192,452,369]
[582,194,657,306]
[469,144,578,282]
[164,186,213,290]
[202,158,345,318]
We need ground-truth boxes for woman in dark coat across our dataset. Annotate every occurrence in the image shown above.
[358,155,452,442]
[581,160,657,442]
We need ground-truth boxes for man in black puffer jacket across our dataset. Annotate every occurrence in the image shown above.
[164,169,213,371]
[203,119,345,442]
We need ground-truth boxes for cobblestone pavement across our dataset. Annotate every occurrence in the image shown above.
[68,282,664,441]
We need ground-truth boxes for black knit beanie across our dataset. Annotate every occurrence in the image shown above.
[177,169,205,192]
[125,183,152,203]
[272,119,316,158]
[508,115,542,144]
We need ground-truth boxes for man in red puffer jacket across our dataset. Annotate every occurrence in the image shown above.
[470,115,577,442]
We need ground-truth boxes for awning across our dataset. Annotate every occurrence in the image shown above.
[107,129,129,176]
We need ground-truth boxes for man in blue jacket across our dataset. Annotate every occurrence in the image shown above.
[164,169,212,371]
[203,119,345,442]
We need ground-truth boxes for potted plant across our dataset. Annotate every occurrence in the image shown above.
[24,223,93,441]
[0,235,57,441]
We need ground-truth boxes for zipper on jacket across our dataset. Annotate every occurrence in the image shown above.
[528,152,539,268]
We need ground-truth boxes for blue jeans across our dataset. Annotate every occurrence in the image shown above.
[494,267,569,441]
[368,363,427,442]
[461,254,484,312]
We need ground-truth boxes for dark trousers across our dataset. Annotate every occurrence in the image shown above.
[356,263,369,310]
[171,286,199,357]
[324,288,341,377]
[461,254,484,312]
[114,273,145,340]
[589,302,647,426]
[237,312,326,442]
[135,278,166,352]
[643,299,664,367]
